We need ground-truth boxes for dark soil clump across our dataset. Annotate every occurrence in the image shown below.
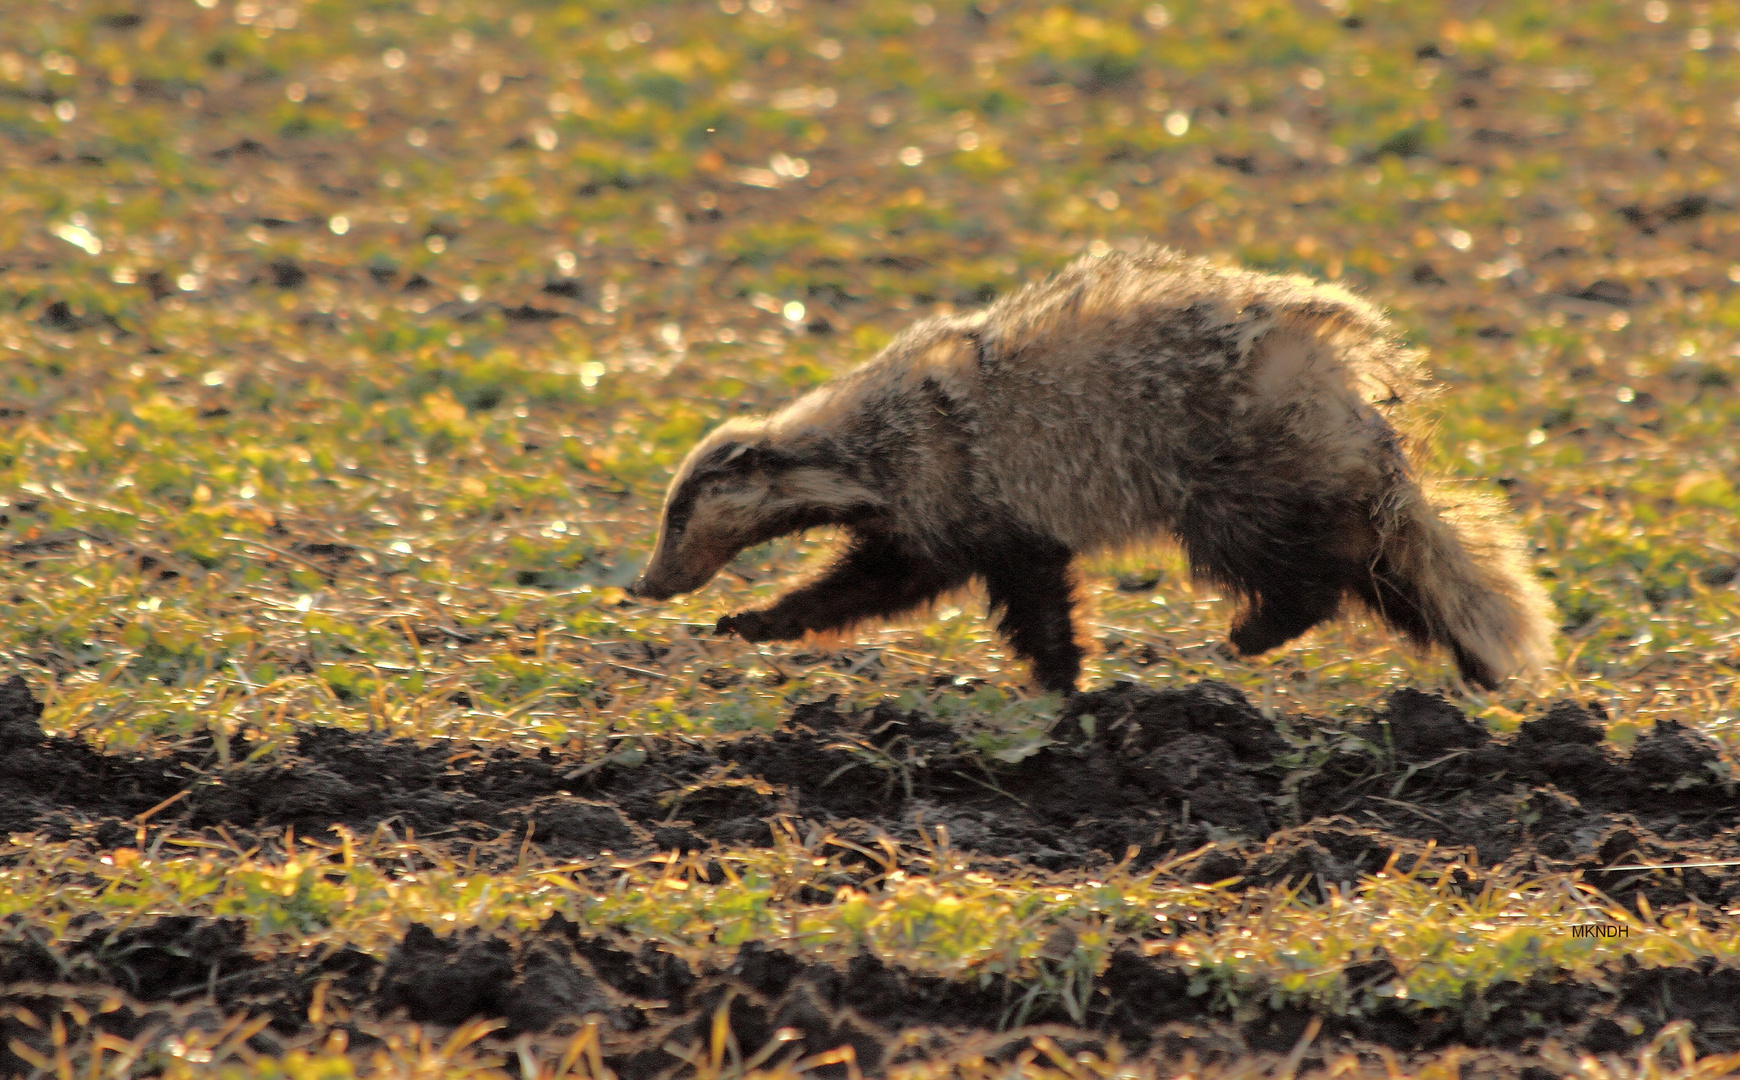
[5,675,1738,893]
[10,913,1740,1075]
[5,673,1740,1072]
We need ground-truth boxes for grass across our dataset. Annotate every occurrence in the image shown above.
[3,0,1740,1074]
[5,826,1734,1013]
[30,1016,1740,1080]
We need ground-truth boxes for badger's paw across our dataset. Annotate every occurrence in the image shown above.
[715,610,778,641]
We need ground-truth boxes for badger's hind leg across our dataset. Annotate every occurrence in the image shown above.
[1228,583,1347,657]
[1187,505,1378,660]
[716,533,967,643]
[980,539,1083,694]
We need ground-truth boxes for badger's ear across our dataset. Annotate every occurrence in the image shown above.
[736,444,802,472]
[694,440,797,479]
[718,443,797,473]
[692,440,749,475]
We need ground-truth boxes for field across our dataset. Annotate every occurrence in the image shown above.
[3,0,1740,1076]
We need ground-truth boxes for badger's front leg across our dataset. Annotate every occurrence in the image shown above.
[716,534,968,642]
[982,541,1083,694]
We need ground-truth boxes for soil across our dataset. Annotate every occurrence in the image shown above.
[5,672,1740,1076]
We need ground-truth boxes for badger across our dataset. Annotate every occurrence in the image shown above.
[629,247,1554,693]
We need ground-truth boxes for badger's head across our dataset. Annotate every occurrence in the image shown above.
[628,415,884,601]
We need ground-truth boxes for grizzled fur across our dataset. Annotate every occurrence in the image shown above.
[630,247,1555,693]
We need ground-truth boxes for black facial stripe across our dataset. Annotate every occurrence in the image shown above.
[663,441,746,542]
[663,478,702,540]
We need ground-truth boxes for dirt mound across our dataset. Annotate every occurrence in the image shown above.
[0,912,1031,1076]
[0,674,190,840]
[9,912,1740,1075]
[376,922,623,1034]
[1291,694,1740,907]
[0,914,381,1075]
[0,675,45,749]
[5,676,1739,897]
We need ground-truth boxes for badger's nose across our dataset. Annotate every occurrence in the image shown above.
[626,576,671,601]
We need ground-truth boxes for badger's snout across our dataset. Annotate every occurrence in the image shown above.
[628,552,727,601]
[626,575,677,601]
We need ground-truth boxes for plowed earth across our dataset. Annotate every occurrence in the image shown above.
[5,672,1740,1077]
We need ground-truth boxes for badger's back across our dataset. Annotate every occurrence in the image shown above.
[864,248,1426,554]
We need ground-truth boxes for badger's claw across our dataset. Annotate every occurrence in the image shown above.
[715,611,773,641]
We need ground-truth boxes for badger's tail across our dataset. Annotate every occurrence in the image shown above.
[1364,479,1556,689]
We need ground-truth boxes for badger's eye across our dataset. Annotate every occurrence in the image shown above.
[665,505,693,537]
